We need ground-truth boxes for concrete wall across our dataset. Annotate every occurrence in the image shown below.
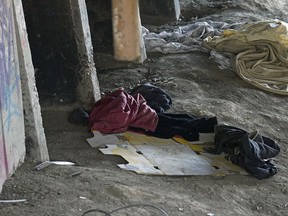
[0,0,101,192]
[0,0,26,191]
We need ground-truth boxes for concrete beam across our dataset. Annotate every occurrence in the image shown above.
[69,0,101,108]
[13,0,49,162]
[112,0,146,63]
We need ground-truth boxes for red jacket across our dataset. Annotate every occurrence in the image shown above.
[89,90,158,133]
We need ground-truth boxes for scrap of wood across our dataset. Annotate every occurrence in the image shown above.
[112,0,146,62]
[173,136,214,153]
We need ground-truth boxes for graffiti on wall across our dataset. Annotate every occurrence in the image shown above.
[0,0,22,182]
[0,0,22,130]
[0,119,8,181]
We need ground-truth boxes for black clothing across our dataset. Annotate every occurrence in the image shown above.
[130,83,172,113]
[69,108,89,125]
[145,113,217,141]
[212,125,280,179]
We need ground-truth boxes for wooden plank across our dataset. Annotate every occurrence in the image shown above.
[112,0,146,62]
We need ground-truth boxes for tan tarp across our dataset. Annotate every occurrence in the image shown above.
[203,20,288,95]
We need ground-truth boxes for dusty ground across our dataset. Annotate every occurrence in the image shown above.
[1,1,288,216]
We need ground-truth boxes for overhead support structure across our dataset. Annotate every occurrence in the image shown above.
[69,0,101,109]
[13,0,49,162]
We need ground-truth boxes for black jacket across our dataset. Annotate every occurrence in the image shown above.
[130,83,172,113]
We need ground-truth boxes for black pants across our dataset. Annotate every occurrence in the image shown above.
[146,113,217,141]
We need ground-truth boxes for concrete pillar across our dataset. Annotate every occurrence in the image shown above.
[13,0,49,162]
[69,0,101,108]
[112,0,146,63]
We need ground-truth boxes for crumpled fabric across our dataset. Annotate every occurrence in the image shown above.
[89,90,158,133]
[148,113,217,141]
[212,125,280,179]
[130,83,172,113]
[143,21,242,54]
[130,113,218,141]
[203,20,288,95]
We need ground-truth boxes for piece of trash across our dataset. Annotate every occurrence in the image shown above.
[207,213,215,216]
[0,199,27,204]
[69,171,82,177]
[256,206,262,211]
[79,196,87,200]
[285,202,288,208]
[51,161,75,166]
[178,207,184,212]
[35,161,53,170]
[35,161,75,171]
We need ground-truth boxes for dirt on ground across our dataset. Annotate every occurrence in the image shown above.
[1,1,288,216]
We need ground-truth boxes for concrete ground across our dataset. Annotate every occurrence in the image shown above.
[0,1,288,215]
[1,50,288,215]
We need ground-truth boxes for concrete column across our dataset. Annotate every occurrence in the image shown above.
[112,0,146,63]
[13,0,49,162]
[69,0,101,108]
